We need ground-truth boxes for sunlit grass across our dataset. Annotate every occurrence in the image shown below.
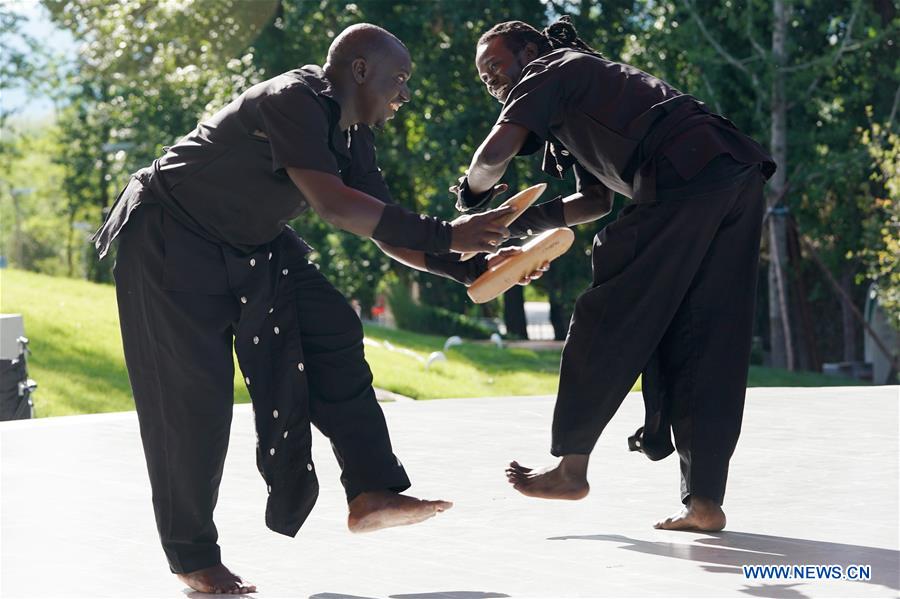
[361,324,565,399]
[1,268,863,417]
[0,269,566,415]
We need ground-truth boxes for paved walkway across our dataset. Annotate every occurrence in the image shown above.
[2,386,898,598]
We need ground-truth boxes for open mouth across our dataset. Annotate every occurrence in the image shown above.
[389,101,402,114]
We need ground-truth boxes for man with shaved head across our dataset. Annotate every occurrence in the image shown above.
[94,23,514,594]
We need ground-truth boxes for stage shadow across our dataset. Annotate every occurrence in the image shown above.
[311,593,509,599]
[549,531,899,596]
[391,594,510,599]
[185,591,255,598]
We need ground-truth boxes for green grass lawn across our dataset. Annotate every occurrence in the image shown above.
[1,268,865,417]
[360,323,564,399]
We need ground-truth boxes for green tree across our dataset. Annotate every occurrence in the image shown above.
[624,0,898,368]
[32,0,898,361]
[43,0,274,280]
[1,6,58,272]
[0,124,73,274]
[858,119,900,330]
[0,6,43,131]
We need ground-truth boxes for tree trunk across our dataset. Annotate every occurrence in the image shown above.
[499,161,527,338]
[87,150,111,283]
[11,190,24,268]
[787,217,821,371]
[840,266,858,362]
[66,205,76,277]
[503,285,528,339]
[768,0,795,370]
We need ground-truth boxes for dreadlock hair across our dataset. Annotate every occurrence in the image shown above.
[477,15,601,57]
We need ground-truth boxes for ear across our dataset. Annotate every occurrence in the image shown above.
[521,41,539,62]
[351,57,368,84]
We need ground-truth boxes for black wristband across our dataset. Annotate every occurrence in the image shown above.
[508,195,567,238]
[372,203,453,253]
[455,177,502,213]
[424,252,489,285]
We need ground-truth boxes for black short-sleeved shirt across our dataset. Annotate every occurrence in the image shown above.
[157,65,392,248]
[95,66,392,256]
[496,49,774,201]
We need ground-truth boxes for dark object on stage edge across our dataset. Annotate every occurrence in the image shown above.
[1,314,37,420]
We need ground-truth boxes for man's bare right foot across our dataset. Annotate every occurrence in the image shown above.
[505,455,590,500]
[347,490,453,533]
[175,563,256,594]
[654,496,726,531]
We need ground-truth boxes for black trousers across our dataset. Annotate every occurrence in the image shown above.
[552,163,765,506]
[113,202,408,573]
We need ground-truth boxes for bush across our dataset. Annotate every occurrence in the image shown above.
[387,282,495,339]
[750,336,765,365]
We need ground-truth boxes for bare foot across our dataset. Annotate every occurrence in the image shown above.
[176,563,256,594]
[654,496,726,531]
[347,490,453,533]
[505,455,590,500]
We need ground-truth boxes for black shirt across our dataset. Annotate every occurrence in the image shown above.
[496,49,774,202]
[95,66,392,257]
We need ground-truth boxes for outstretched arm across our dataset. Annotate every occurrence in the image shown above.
[287,167,385,237]
[373,241,546,287]
[506,185,614,238]
[372,240,427,271]
[372,240,487,286]
[465,123,532,195]
[562,184,614,225]
[287,167,513,253]
[506,160,615,237]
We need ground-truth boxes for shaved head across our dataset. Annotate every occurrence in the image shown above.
[323,23,412,130]
[326,23,408,68]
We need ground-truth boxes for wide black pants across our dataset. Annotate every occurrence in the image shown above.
[552,163,765,506]
[113,201,409,573]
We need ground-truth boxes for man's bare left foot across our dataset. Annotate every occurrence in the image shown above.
[505,455,590,500]
[347,490,453,533]
[176,563,256,594]
[654,496,726,531]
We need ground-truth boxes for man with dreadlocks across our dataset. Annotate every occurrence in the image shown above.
[453,16,775,531]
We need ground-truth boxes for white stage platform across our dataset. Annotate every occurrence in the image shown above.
[2,387,898,598]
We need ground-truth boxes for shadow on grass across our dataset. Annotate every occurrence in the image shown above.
[746,366,866,387]
[364,324,875,388]
[450,345,560,374]
[549,531,899,596]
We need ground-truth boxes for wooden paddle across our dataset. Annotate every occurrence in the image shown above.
[467,227,575,304]
[458,182,547,261]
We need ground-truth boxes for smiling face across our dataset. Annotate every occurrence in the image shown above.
[475,36,537,103]
[355,43,412,129]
